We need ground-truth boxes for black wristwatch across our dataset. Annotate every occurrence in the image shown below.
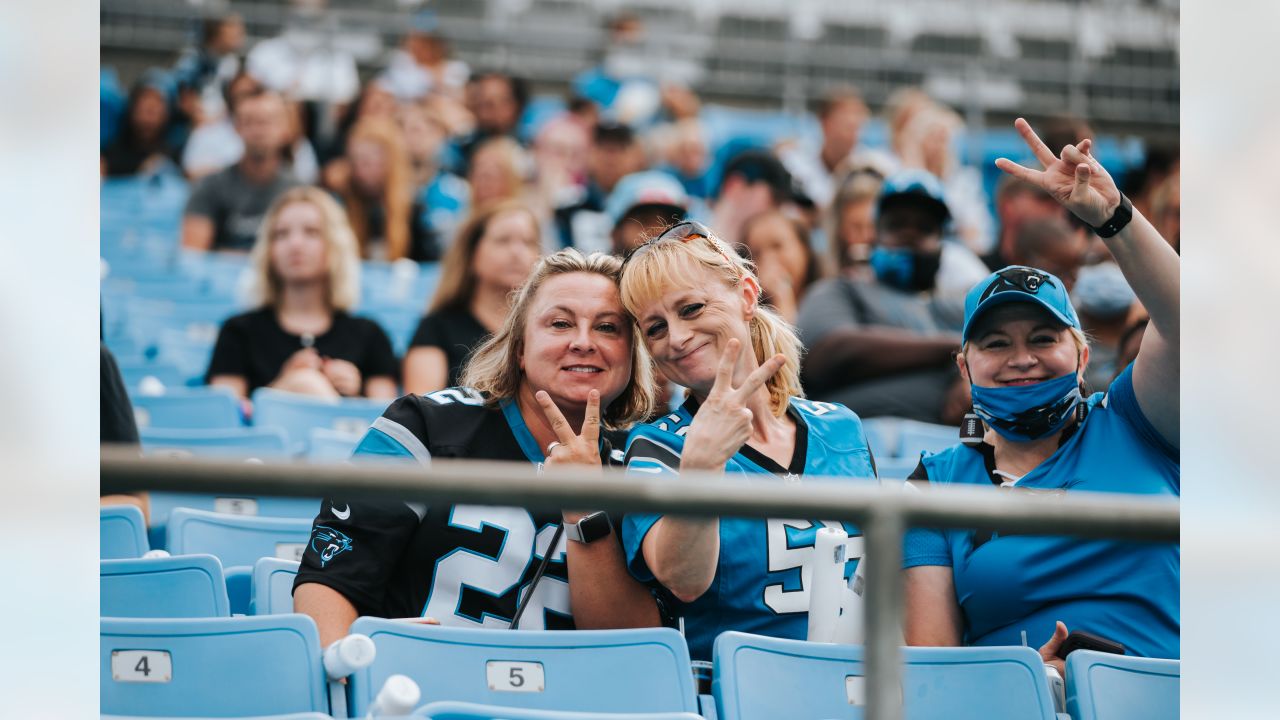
[564,511,613,544]
[1091,192,1133,238]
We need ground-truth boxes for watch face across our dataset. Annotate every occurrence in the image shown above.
[580,511,613,543]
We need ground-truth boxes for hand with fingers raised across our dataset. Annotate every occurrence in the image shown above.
[534,388,604,469]
[995,117,1123,229]
[679,338,787,472]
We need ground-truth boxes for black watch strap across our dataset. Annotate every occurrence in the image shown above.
[564,511,613,544]
[1092,192,1133,238]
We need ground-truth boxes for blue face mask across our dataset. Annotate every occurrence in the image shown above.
[970,371,1083,441]
[869,246,941,292]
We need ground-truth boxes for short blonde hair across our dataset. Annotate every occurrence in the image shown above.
[249,186,361,311]
[618,226,804,417]
[460,249,657,429]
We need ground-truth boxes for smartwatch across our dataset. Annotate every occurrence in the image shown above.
[1091,192,1133,238]
[564,511,613,544]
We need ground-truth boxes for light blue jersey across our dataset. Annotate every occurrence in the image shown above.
[622,396,877,661]
[903,364,1180,658]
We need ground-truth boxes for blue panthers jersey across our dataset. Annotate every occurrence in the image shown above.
[903,364,1180,658]
[622,396,876,660]
[294,388,627,630]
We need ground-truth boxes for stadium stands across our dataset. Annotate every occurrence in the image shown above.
[1065,650,1180,720]
[414,702,706,720]
[101,504,149,560]
[347,619,700,717]
[712,631,1058,720]
[250,388,393,456]
[129,388,242,430]
[101,554,230,619]
[165,507,313,568]
[140,426,291,459]
[100,615,329,717]
[305,427,362,463]
[145,492,321,550]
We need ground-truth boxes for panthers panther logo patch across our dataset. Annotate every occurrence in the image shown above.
[311,525,353,567]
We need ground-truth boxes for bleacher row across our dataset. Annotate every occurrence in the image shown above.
[101,501,1178,719]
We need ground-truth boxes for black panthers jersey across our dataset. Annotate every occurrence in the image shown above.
[293,387,628,630]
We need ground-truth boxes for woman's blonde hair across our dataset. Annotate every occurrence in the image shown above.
[618,226,804,417]
[342,117,414,261]
[828,170,883,271]
[428,200,541,314]
[249,186,361,311]
[461,249,657,429]
[468,136,528,206]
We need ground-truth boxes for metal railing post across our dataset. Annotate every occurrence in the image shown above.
[863,503,906,720]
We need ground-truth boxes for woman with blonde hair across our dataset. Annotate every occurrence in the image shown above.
[339,116,440,261]
[402,200,542,394]
[616,221,878,661]
[295,249,661,647]
[205,186,398,401]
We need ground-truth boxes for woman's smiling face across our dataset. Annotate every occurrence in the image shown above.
[960,303,1085,388]
[633,264,757,396]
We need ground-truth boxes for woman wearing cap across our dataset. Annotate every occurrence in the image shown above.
[617,221,877,662]
[903,119,1180,666]
[294,249,661,647]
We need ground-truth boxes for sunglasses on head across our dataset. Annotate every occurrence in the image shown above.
[620,220,721,272]
[978,267,1056,303]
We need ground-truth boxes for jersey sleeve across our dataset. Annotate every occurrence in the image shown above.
[901,465,952,569]
[619,429,685,583]
[1104,362,1178,463]
[292,396,437,612]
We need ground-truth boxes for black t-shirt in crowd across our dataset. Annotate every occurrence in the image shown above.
[204,307,399,394]
[292,389,629,629]
[408,306,491,389]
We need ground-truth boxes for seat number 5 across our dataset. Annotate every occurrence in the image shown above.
[486,661,545,692]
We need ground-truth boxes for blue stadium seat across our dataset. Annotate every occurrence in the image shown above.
[896,420,959,459]
[145,492,322,550]
[101,554,230,618]
[100,615,328,717]
[102,505,149,559]
[166,507,314,569]
[875,456,922,481]
[141,427,291,459]
[129,388,242,430]
[252,388,392,455]
[414,702,705,720]
[712,632,1057,720]
[1065,650,1179,720]
[307,427,361,463]
[347,619,699,717]
[116,359,193,391]
[251,557,301,615]
[859,417,899,459]
[103,715,332,720]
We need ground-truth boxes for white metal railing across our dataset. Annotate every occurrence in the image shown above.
[100,446,1179,720]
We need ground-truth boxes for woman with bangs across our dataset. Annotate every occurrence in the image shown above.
[205,186,398,402]
[616,221,878,662]
[903,120,1180,667]
[295,249,662,647]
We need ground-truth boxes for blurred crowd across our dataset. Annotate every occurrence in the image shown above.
[100,8,1179,425]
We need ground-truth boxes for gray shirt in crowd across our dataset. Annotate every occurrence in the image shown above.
[184,164,301,251]
[796,276,966,423]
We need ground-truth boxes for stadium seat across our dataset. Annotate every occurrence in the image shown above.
[347,619,699,717]
[101,554,230,618]
[129,388,242,430]
[102,505,149,559]
[859,417,899,459]
[413,702,705,719]
[896,420,960,459]
[1065,650,1179,720]
[140,426,291,459]
[100,615,328,717]
[103,715,332,720]
[251,557,301,615]
[116,359,193,391]
[712,631,1057,720]
[145,492,322,550]
[307,427,362,463]
[166,507,314,569]
[875,456,922,481]
[252,388,392,455]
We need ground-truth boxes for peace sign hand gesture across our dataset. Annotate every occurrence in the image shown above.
[995,118,1123,229]
[680,339,787,472]
[535,388,604,469]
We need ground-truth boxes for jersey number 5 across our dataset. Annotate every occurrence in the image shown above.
[763,519,863,614]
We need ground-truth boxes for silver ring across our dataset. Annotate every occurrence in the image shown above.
[545,441,562,455]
